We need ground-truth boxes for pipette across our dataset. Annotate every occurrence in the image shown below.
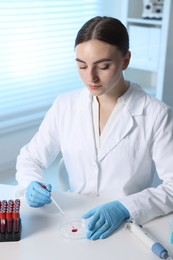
[42,185,65,216]
[42,185,87,238]
[50,196,65,216]
[125,221,173,260]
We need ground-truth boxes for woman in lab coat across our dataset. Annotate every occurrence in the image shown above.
[16,16,173,240]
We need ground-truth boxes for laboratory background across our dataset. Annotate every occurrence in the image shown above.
[0,0,173,190]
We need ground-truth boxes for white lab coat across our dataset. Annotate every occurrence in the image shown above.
[16,82,173,224]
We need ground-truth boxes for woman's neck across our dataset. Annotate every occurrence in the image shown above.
[96,80,129,106]
[96,80,129,134]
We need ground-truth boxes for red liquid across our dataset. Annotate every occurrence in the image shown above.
[71,228,78,232]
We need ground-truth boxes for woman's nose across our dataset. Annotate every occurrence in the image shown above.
[89,67,99,83]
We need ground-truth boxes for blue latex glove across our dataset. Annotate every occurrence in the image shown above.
[82,201,130,240]
[26,181,52,207]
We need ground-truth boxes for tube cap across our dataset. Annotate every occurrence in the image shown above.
[151,242,169,259]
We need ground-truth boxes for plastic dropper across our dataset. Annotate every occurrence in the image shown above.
[42,185,81,233]
[42,185,65,216]
[50,196,65,216]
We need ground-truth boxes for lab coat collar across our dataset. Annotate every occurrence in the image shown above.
[121,83,146,116]
[88,82,146,116]
[97,109,134,161]
[78,83,146,162]
[98,84,146,161]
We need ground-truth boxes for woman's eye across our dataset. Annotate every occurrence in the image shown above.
[99,64,110,70]
[78,64,87,69]
[79,66,87,70]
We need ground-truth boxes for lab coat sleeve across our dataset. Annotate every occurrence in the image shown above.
[15,97,61,193]
[119,105,173,224]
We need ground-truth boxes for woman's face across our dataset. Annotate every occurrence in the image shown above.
[75,39,130,97]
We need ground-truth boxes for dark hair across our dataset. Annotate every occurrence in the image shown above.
[75,16,129,56]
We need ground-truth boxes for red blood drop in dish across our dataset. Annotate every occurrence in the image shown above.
[72,228,78,232]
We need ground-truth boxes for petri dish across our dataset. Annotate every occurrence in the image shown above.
[58,218,88,239]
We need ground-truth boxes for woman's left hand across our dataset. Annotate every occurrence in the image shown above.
[82,201,130,240]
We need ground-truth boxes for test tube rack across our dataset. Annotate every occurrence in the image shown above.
[0,199,22,242]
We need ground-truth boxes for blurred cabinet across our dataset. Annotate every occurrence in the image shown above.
[121,0,173,106]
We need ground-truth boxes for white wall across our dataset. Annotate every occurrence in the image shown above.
[0,125,38,176]
[0,1,124,177]
[100,0,123,19]
[0,1,161,188]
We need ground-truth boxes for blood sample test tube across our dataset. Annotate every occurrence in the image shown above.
[6,209,13,233]
[14,204,20,210]
[14,199,20,208]
[8,200,14,208]
[2,200,7,209]
[13,209,20,233]
[2,200,7,205]
[0,205,6,212]
[0,209,6,234]
[7,205,13,212]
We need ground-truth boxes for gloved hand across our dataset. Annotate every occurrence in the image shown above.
[82,201,130,240]
[26,181,52,207]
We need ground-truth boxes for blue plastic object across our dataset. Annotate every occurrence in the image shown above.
[151,242,169,259]
[26,181,52,207]
[82,200,130,240]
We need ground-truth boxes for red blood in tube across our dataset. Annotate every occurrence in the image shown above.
[0,210,6,233]
[13,210,20,233]
[6,210,12,233]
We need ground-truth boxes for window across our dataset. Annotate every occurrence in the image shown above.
[0,0,101,135]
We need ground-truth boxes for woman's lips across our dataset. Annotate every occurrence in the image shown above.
[89,84,102,89]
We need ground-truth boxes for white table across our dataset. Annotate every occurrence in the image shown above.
[0,184,173,260]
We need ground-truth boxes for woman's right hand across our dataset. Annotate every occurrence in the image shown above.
[26,181,52,207]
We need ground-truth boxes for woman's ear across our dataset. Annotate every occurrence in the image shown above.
[122,51,131,70]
